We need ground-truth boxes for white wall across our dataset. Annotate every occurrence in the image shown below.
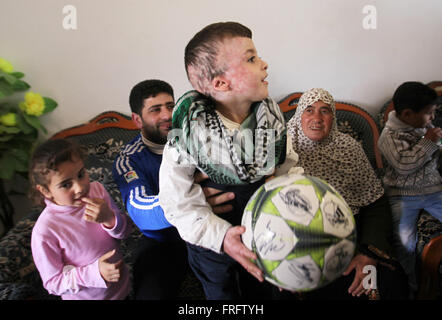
[1,0,441,137]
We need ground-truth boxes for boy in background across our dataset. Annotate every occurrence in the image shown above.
[378,81,442,296]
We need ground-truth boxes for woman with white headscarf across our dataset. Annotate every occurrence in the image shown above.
[286,88,408,299]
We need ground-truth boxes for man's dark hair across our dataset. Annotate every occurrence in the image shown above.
[184,22,252,95]
[129,79,174,115]
[393,81,438,115]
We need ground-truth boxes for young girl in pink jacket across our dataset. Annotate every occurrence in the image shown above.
[30,139,131,300]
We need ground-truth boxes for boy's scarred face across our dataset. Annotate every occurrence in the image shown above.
[400,104,436,129]
[38,157,90,207]
[220,37,269,102]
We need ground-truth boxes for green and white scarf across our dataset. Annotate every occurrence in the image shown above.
[168,90,287,185]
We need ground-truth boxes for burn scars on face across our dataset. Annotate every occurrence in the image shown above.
[186,40,227,97]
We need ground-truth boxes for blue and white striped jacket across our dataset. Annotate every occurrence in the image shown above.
[112,134,181,242]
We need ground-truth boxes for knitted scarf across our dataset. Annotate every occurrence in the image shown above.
[169,90,287,185]
[287,88,384,214]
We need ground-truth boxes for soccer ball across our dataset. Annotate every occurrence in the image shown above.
[241,173,356,292]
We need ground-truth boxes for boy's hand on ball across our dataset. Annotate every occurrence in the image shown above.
[223,226,264,282]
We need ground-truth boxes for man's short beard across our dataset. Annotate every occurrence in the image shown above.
[141,124,168,145]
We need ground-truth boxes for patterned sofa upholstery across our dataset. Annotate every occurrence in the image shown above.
[0,111,204,300]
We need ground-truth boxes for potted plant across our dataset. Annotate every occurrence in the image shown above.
[0,57,58,236]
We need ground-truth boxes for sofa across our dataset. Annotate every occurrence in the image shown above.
[0,111,205,300]
[0,89,440,300]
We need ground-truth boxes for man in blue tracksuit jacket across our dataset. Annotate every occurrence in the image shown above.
[113,79,233,299]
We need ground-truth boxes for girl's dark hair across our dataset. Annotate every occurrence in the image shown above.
[28,139,86,206]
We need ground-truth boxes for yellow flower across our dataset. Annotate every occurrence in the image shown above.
[0,113,17,126]
[20,92,45,116]
[0,57,14,73]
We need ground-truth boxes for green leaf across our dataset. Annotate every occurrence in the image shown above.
[43,97,58,113]
[10,72,25,79]
[0,152,16,180]
[22,113,41,131]
[0,102,16,112]
[0,124,21,134]
[39,123,48,134]
[0,70,8,80]
[0,78,14,97]
[2,73,17,85]
[0,148,29,177]
[13,150,29,172]
[3,137,36,157]
[0,133,15,142]
[12,79,31,91]
[17,131,38,142]
[15,112,35,134]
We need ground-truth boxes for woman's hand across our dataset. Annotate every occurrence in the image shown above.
[342,253,377,297]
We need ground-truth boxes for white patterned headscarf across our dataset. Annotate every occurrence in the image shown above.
[287,88,384,214]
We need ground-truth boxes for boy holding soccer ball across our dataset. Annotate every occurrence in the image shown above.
[159,21,300,299]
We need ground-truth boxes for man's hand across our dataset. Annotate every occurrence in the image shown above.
[195,171,235,214]
[222,226,264,282]
[202,186,235,214]
[342,253,377,297]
